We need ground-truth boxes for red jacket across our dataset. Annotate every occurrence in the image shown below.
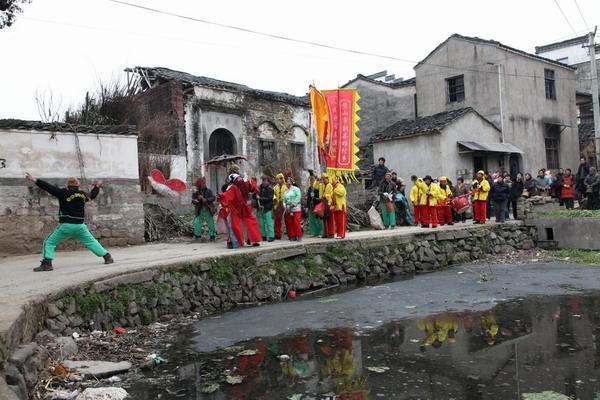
[219,184,253,218]
[561,176,576,199]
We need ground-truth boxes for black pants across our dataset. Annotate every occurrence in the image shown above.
[563,198,574,210]
[587,193,600,209]
[493,200,507,222]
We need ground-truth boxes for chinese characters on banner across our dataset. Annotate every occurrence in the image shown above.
[322,89,360,181]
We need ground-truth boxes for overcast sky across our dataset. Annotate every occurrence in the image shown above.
[1,0,599,120]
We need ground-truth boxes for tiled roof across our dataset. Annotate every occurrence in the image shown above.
[372,107,494,142]
[130,66,309,106]
[0,119,136,135]
[417,34,576,71]
[341,74,416,89]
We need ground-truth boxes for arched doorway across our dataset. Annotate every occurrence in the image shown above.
[208,128,236,192]
[209,128,236,158]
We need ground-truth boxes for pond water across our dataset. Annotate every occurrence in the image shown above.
[126,292,600,399]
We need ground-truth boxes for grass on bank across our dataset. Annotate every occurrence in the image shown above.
[545,248,600,265]
[538,209,600,218]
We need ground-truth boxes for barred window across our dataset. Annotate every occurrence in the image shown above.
[544,69,556,100]
[447,75,465,103]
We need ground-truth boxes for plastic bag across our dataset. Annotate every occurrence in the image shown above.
[368,206,385,230]
[216,217,229,234]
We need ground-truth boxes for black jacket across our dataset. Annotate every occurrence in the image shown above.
[36,179,98,224]
[509,180,524,200]
[256,184,274,211]
[372,164,389,187]
[491,181,510,202]
[192,187,216,215]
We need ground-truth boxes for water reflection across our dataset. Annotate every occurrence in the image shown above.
[128,294,600,399]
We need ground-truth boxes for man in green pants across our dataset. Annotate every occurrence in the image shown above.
[255,175,275,242]
[192,177,216,241]
[25,172,113,272]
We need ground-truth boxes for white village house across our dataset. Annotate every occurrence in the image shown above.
[363,34,580,181]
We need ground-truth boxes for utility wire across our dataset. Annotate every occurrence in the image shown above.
[106,0,589,82]
[106,0,419,64]
[573,0,590,31]
[553,0,578,35]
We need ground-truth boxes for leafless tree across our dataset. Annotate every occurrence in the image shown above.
[34,89,62,122]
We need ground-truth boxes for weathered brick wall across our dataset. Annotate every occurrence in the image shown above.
[0,179,144,256]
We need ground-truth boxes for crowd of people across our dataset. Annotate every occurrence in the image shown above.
[25,156,600,270]
[370,156,600,230]
[191,164,348,249]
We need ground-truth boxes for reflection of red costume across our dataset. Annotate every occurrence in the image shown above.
[219,181,262,245]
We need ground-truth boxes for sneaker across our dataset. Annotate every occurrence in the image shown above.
[267,238,274,242]
[33,259,53,272]
[227,242,233,249]
[262,236,267,241]
[209,236,216,242]
[448,222,454,226]
[252,243,260,247]
[103,253,114,264]
[421,224,429,228]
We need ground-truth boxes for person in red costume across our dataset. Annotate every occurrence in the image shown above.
[219,174,262,248]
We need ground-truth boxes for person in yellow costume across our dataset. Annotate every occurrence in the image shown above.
[331,176,347,239]
[416,175,444,228]
[471,170,491,224]
[273,173,287,239]
[437,176,454,226]
[410,175,424,226]
[319,174,335,238]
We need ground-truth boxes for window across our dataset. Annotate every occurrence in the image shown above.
[446,75,465,103]
[545,124,561,169]
[290,143,305,167]
[544,69,556,100]
[259,140,276,164]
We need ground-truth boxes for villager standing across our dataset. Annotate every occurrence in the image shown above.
[416,175,442,228]
[255,175,275,242]
[331,176,347,239]
[410,175,423,226]
[523,173,538,198]
[219,174,262,248]
[471,170,491,224]
[576,157,590,199]
[491,176,509,223]
[307,172,324,237]
[509,172,524,219]
[283,176,303,241]
[560,168,576,210]
[273,173,287,240]
[437,177,453,225]
[320,174,335,238]
[371,157,389,189]
[535,169,548,195]
[453,177,469,223]
[25,173,113,271]
[378,172,397,229]
[584,167,600,210]
[192,177,216,241]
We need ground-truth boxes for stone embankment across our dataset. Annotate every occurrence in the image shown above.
[1,222,536,399]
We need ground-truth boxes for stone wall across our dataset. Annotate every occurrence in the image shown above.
[0,178,145,256]
[42,224,535,335]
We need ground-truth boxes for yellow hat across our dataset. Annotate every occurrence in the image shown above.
[477,170,486,176]
[440,176,447,181]
[275,173,284,179]
[321,173,329,179]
